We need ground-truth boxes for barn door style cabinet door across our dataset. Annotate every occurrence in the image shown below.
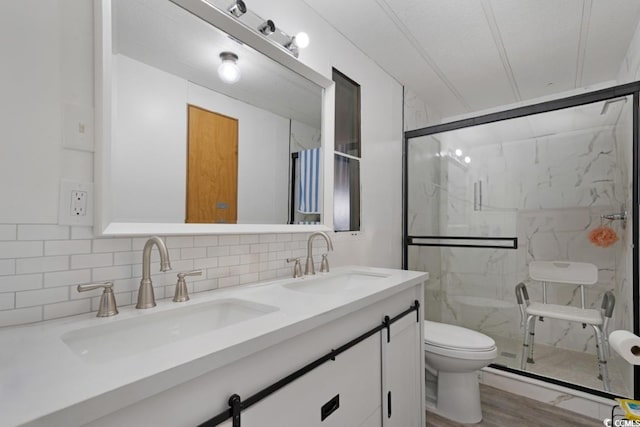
[220,333,382,427]
[381,313,424,427]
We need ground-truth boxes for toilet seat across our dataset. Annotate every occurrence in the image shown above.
[424,320,496,355]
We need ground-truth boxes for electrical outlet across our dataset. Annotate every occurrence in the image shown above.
[71,190,88,216]
[59,179,93,226]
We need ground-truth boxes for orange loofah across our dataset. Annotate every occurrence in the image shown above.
[588,225,619,248]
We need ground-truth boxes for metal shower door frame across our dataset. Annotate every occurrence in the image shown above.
[402,81,640,400]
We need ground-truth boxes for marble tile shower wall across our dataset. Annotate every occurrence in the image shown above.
[437,125,627,355]
[0,225,320,328]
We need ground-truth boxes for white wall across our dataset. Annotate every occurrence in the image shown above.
[113,54,290,224]
[0,0,403,326]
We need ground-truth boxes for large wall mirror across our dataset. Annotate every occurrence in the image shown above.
[95,0,334,235]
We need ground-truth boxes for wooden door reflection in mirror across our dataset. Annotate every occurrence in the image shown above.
[186,105,238,224]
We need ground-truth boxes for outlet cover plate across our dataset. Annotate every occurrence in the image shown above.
[59,179,94,226]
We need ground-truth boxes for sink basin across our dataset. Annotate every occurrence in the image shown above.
[61,298,277,363]
[283,272,389,294]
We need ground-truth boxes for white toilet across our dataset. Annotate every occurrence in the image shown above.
[424,320,497,424]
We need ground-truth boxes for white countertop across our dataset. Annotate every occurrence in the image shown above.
[0,266,427,427]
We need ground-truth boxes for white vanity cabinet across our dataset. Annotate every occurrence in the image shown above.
[83,283,424,427]
[1,267,426,427]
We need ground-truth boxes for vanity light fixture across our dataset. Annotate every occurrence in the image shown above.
[454,148,463,157]
[464,156,471,164]
[218,52,241,84]
[227,0,247,18]
[258,19,276,35]
[284,32,310,58]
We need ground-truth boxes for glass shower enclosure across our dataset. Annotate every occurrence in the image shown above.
[404,83,640,399]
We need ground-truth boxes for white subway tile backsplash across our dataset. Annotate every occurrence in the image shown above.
[92,238,132,253]
[229,264,251,276]
[45,269,91,288]
[268,260,285,270]
[0,225,17,241]
[240,254,260,265]
[259,234,277,243]
[0,293,14,310]
[219,235,239,246]
[0,307,42,327]
[218,255,240,267]
[16,287,68,308]
[166,236,194,248]
[276,234,292,242]
[114,251,141,266]
[250,243,269,254]
[239,273,259,284]
[219,275,239,288]
[194,257,219,269]
[112,278,140,293]
[194,279,218,293]
[268,242,285,252]
[207,246,229,257]
[0,241,43,259]
[132,237,151,251]
[168,259,195,274]
[16,256,69,274]
[0,260,15,276]
[92,265,132,282]
[18,225,69,241]
[0,274,42,292]
[276,250,292,260]
[206,267,230,278]
[229,245,250,255]
[181,247,206,259]
[0,226,316,326]
[239,235,259,244]
[45,240,91,256]
[259,270,277,281]
[194,236,218,247]
[71,226,94,240]
[44,299,90,320]
[71,253,113,269]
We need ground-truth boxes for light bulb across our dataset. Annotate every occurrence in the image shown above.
[464,156,471,164]
[218,52,240,84]
[455,149,463,156]
[295,32,309,48]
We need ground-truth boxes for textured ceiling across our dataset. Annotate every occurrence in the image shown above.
[302,0,640,121]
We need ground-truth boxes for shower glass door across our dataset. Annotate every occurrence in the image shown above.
[405,90,636,398]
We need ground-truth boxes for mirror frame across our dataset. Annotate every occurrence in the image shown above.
[94,0,335,236]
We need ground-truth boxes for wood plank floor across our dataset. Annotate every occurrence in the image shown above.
[426,384,602,427]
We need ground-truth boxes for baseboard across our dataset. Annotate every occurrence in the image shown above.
[480,367,617,421]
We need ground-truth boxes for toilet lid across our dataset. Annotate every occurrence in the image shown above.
[424,320,496,351]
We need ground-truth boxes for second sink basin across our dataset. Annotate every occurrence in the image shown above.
[61,298,278,363]
[283,272,389,294]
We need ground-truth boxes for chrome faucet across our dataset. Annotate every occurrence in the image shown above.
[305,231,333,275]
[136,236,172,309]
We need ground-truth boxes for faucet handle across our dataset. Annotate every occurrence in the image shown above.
[177,270,203,279]
[77,282,118,317]
[320,253,330,273]
[286,258,303,278]
[174,270,202,302]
